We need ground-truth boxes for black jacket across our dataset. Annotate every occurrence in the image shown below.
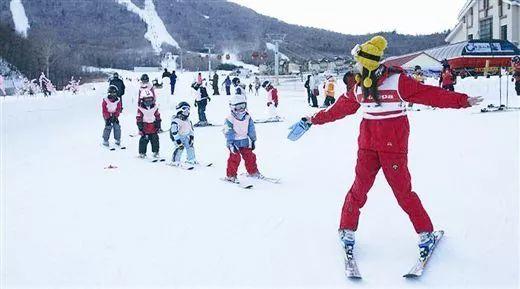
[109,77,126,97]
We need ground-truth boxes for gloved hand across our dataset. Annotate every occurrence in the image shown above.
[110,116,119,124]
[228,143,238,154]
[287,117,312,141]
[154,120,161,130]
[194,101,198,107]
[105,118,111,126]
[267,102,272,107]
[274,101,279,107]
[251,141,256,150]
[189,135,194,146]
[176,139,184,149]
[207,97,211,102]
[137,121,144,132]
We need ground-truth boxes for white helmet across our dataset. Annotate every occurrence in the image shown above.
[229,94,247,114]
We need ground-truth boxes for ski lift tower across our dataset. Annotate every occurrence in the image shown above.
[204,44,215,75]
[267,33,286,85]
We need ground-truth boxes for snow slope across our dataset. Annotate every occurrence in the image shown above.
[9,0,30,37]
[1,72,518,289]
[115,0,180,53]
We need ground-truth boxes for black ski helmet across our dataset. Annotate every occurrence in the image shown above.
[414,65,422,71]
[141,74,149,83]
[512,56,520,64]
[108,85,119,95]
[113,72,119,78]
[232,77,240,86]
[176,101,191,117]
[261,80,271,88]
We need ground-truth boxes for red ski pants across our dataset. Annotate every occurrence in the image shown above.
[227,148,259,177]
[340,149,434,233]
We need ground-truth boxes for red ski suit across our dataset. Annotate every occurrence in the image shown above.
[311,68,470,233]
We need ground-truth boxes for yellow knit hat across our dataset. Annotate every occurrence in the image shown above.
[353,36,388,87]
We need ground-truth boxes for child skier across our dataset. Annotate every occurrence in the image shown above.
[136,96,162,159]
[223,95,261,183]
[512,56,520,96]
[261,80,280,120]
[288,36,483,276]
[322,75,336,107]
[138,74,156,103]
[101,85,123,147]
[232,77,246,96]
[191,79,211,126]
[169,101,197,166]
[439,60,456,91]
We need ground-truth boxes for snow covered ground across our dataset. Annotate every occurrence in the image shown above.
[1,71,518,289]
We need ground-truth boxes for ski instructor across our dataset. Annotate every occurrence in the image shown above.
[288,36,483,269]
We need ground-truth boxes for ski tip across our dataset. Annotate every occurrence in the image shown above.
[403,273,422,278]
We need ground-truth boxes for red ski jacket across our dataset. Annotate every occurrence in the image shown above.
[136,106,161,135]
[102,97,122,119]
[311,69,470,153]
[439,69,456,87]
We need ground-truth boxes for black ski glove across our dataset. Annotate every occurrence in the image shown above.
[251,141,256,150]
[189,135,194,146]
[176,139,184,149]
[207,97,211,102]
[154,120,161,130]
[137,121,144,132]
[194,101,198,107]
[105,118,111,126]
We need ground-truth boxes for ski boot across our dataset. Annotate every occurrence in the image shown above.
[339,229,355,260]
[168,161,180,167]
[248,172,264,179]
[185,159,199,165]
[153,152,160,158]
[224,175,238,183]
[115,140,121,146]
[138,153,146,159]
[102,140,110,147]
[418,232,436,261]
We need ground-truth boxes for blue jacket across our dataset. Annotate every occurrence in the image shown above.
[224,113,256,148]
[170,73,177,85]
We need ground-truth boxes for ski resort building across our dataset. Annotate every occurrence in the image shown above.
[446,0,520,47]
[383,52,443,72]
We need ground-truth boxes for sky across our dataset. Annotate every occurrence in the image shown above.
[230,0,468,35]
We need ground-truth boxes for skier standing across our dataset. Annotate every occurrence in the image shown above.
[223,76,232,95]
[39,72,51,97]
[136,96,162,159]
[109,73,126,109]
[304,75,313,107]
[102,85,123,147]
[288,36,483,272]
[409,66,425,108]
[170,71,177,96]
[223,95,262,182]
[162,68,171,79]
[192,79,211,126]
[169,101,197,166]
[254,76,261,96]
[212,72,220,95]
[322,75,336,107]
[512,56,520,96]
[309,71,320,107]
[262,80,280,120]
[439,60,456,91]
[232,77,246,96]
[138,74,156,103]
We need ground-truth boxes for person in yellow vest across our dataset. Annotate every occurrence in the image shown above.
[409,65,426,108]
[322,75,336,107]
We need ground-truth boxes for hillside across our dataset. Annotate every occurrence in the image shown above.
[0,0,449,69]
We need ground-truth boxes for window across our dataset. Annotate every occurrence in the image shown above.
[501,25,508,40]
[468,34,474,40]
[499,0,504,17]
[479,18,493,40]
[467,8,474,27]
[480,0,489,10]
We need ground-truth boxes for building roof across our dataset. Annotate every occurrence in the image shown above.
[383,52,423,67]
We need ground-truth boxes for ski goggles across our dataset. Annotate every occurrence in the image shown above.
[232,103,247,112]
[350,44,381,62]
[180,106,190,111]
